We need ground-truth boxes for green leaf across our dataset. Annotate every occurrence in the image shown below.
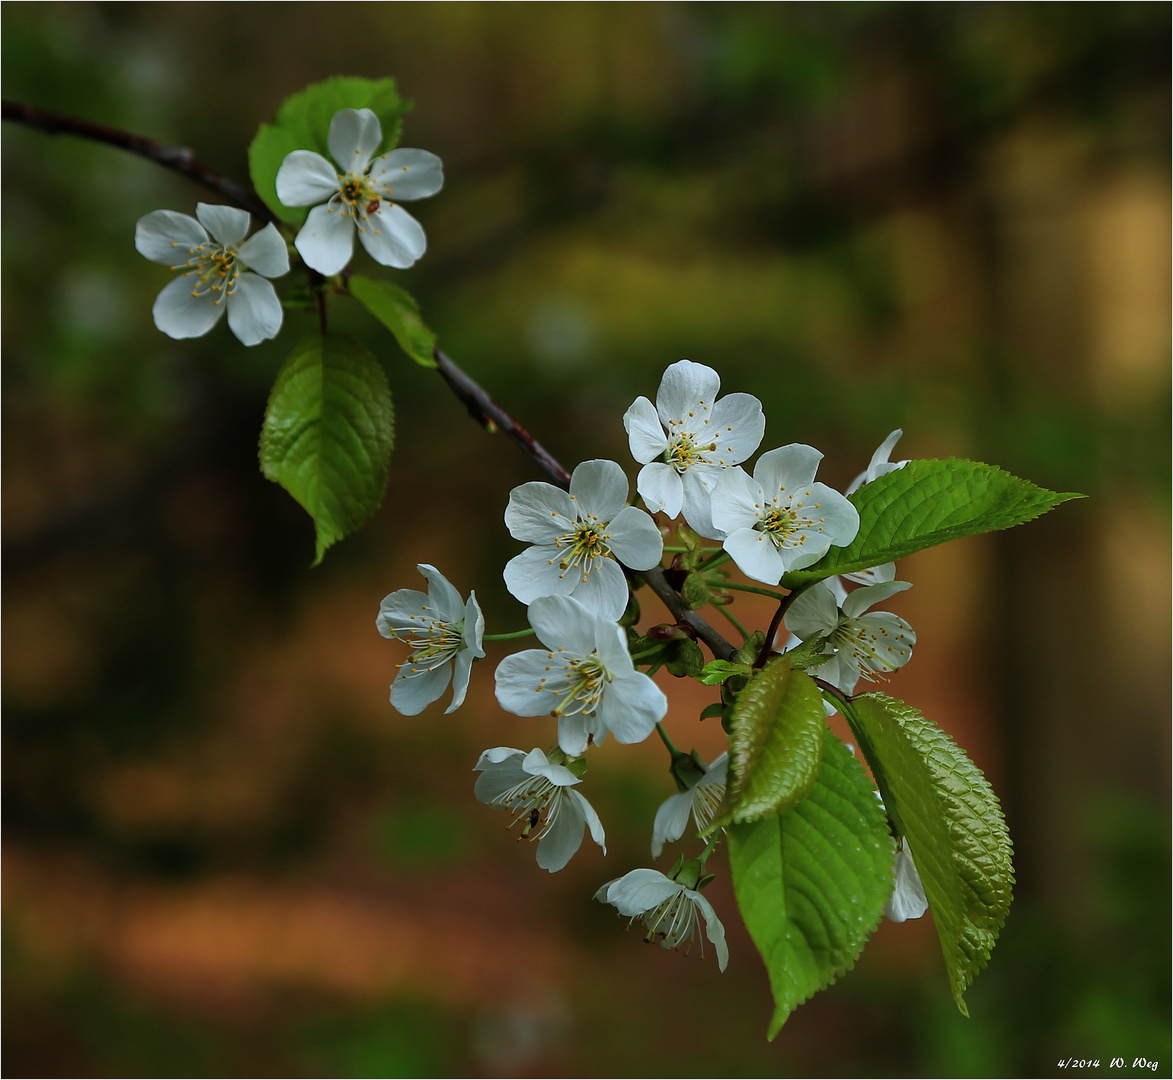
[844,693,1015,1015]
[349,275,438,367]
[664,638,705,678]
[680,571,711,610]
[249,77,412,225]
[697,659,754,686]
[260,331,394,564]
[718,659,826,826]
[728,730,893,1039]
[782,459,1082,588]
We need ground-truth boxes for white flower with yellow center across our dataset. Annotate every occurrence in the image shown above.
[503,459,662,622]
[474,746,605,873]
[595,865,729,971]
[651,752,728,858]
[710,443,859,585]
[377,564,485,715]
[135,203,289,345]
[494,595,668,757]
[784,579,916,694]
[275,107,443,276]
[623,359,765,538]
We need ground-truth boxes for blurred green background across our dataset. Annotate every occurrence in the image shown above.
[3,3,1169,1077]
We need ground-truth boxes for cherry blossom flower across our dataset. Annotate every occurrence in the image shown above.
[135,203,288,345]
[784,579,916,694]
[503,459,662,621]
[275,107,443,276]
[494,595,667,757]
[709,444,859,585]
[377,564,485,715]
[651,752,728,858]
[474,746,605,872]
[623,359,764,538]
[596,865,729,971]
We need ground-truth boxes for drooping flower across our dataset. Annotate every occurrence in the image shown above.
[843,429,910,585]
[503,459,662,621]
[651,752,728,858]
[784,579,916,694]
[135,203,289,345]
[623,359,764,538]
[275,108,443,276]
[595,864,729,971]
[884,839,929,922]
[377,564,485,715]
[474,746,605,872]
[709,443,859,585]
[494,595,668,757]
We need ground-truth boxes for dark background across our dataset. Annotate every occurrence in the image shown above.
[3,3,1169,1077]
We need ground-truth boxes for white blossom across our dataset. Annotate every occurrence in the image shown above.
[595,867,728,971]
[474,746,605,872]
[623,359,764,538]
[844,429,910,585]
[275,108,443,276]
[494,595,667,757]
[135,203,289,345]
[784,580,916,694]
[710,444,859,585]
[884,839,929,922]
[503,459,662,621]
[651,753,728,858]
[377,564,485,715]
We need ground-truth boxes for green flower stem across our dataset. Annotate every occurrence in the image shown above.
[483,628,537,642]
[662,545,723,554]
[655,721,681,756]
[755,583,812,669]
[715,603,749,641]
[697,551,732,573]
[721,582,788,601]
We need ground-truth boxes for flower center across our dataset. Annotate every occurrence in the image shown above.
[489,775,565,842]
[172,243,240,305]
[554,521,611,580]
[664,433,717,472]
[636,889,699,952]
[758,505,799,543]
[691,780,726,831]
[830,619,910,682]
[399,618,465,677]
[549,654,612,717]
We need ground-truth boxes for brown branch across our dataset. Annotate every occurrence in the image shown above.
[2,100,276,224]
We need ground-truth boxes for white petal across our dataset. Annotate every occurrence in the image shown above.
[494,649,560,717]
[841,580,911,619]
[594,670,667,744]
[623,396,668,464]
[651,792,693,857]
[521,748,579,787]
[473,748,529,804]
[754,444,823,494]
[526,595,596,656]
[390,661,451,716]
[328,107,383,171]
[570,788,607,853]
[849,612,917,672]
[605,506,663,571]
[151,274,224,339]
[226,274,283,346]
[275,150,340,207]
[709,467,763,536]
[844,562,896,586]
[685,888,730,971]
[784,582,840,640]
[503,545,577,607]
[636,463,682,518]
[135,210,208,265]
[376,589,443,635]
[417,563,465,621]
[462,593,486,658]
[707,393,765,464]
[605,868,680,914]
[723,528,785,585]
[358,203,426,269]
[795,483,860,550]
[237,223,290,278]
[884,843,928,922]
[681,466,724,539]
[702,753,729,788]
[294,203,355,276]
[536,791,587,872]
[504,481,576,542]
[569,459,628,522]
[567,556,628,622]
[195,203,250,247]
[446,649,475,714]
[557,714,589,757]
[655,359,720,427]
[593,618,635,677]
[370,148,444,201]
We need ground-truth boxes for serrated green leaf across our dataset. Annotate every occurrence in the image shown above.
[718,659,826,826]
[697,659,754,686]
[249,77,412,224]
[844,693,1014,1015]
[782,459,1082,588]
[349,275,437,367]
[729,730,893,1038]
[260,331,394,564]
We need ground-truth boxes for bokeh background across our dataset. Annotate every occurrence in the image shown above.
[3,3,1169,1077]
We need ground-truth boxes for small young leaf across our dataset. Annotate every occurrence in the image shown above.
[664,638,705,678]
[728,729,893,1039]
[718,659,826,825]
[782,459,1082,589]
[260,331,394,564]
[680,571,711,610]
[697,659,754,686]
[844,693,1015,1016]
[349,275,438,367]
[699,703,725,722]
[249,77,412,224]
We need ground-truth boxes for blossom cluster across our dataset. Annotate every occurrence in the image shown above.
[377,358,929,968]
